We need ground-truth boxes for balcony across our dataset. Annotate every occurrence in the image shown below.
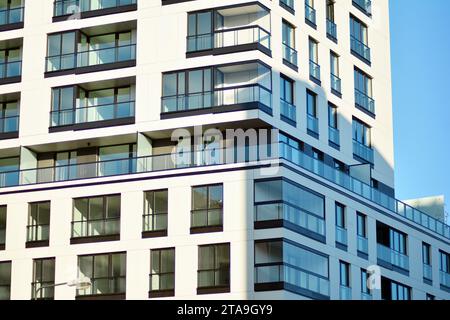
[53,0,137,21]
[377,243,409,271]
[440,271,450,289]
[282,43,298,70]
[357,235,369,254]
[328,127,340,147]
[305,4,316,27]
[340,286,352,300]
[254,202,325,239]
[0,4,24,31]
[326,19,337,42]
[335,226,348,246]
[423,264,432,281]
[307,114,319,136]
[186,3,271,57]
[280,100,296,125]
[331,73,341,96]
[351,36,371,63]
[355,89,375,115]
[353,140,374,164]
[309,60,321,84]
[353,0,372,16]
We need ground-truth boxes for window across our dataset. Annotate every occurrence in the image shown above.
[350,15,370,62]
[0,100,19,133]
[282,20,297,67]
[326,0,335,22]
[423,243,431,266]
[46,31,76,71]
[191,184,223,233]
[143,190,168,236]
[187,11,213,52]
[280,75,295,124]
[426,293,435,300]
[357,213,367,238]
[328,103,338,129]
[307,90,317,117]
[0,261,11,300]
[381,277,411,300]
[330,51,339,77]
[340,261,351,292]
[335,202,347,246]
[361,269,372,297]
[352,118,371,147]
[0,0,23,25]
[280,0,294,12]
[335,202,345,228]
[305,0,316,25]
[150,248,175,297]
[77,252,126,298]
[32,258,55,300]
[72,195,121,241]
[354,68,373,99]
[0,206,5,248]
[27,201,50,245]
[0,48,21,78]
[197,243,230,293]
[309,38,320,81]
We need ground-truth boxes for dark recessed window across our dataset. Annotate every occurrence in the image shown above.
[27,202,50,246]
[143,190,168,236]
[197,243,230,293]
[149,248,175,297]
[191,184,223,233]
[0,261,11,300]
[0,206,6,248]
[32,258,55,300]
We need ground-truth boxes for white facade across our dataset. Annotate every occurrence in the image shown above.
[0,0,448,300]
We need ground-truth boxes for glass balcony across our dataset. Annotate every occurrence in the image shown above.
[355,89,375,114]
[309,60,320,81]
[280,100,296,123]
[353,0,372,15]
[215,26,271,51]
[351,36,371,62]
[54,0,137,17]
[0,60,21,79]
[340,286,352,300]
[307,114,319,134]
[357,235,369,254]
[423,264,432,281]
[50,101,135,127]
[335,226,348,246]
[331,73,341,94]
[77,44,136,67]
[440,271,450,288]
[71,218,120,238]
[255,263,329,297]
[377,243,409,270]
[255,202,325,236]
[328,127,340,146]
[0,6,24,26]
[353,140,374,164]
[0,115,19,134]
[305,4,316,25]
[326,19,337,40]
[282,43,298,67]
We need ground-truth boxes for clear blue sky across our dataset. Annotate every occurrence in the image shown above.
[390,0,450,212]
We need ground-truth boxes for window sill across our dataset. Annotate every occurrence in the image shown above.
[49,117,135,133]
[142,230,168,239]
[197,286,230,295]
[0,131,19,140]
[52,3,137,22]
[76,293,126,300]
[190,226,223,234]
[148,289,175,298]
[0,21,24,32]
[26,240,49,248]
[70,234,120,245]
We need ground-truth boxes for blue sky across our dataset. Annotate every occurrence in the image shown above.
[390,0,450,213]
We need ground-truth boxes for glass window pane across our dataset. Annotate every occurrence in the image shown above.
[208,185,223,209]
[89,197,104,220]
[192,186,207,210]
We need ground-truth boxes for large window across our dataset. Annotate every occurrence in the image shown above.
[0,206,5,248]
[0,261,11,300]
[328,103,338,129]
[0,0,23,25]
[354,68,373,99]
[381,277,411,300]
[143,190,168,236]
[361,269,372,298]
[335,202,347,246]
[149,248,175,296]
[77,252,126,298]
[0,48,21,79]
[72,195,121,241]
[197,243,230,293]
[191,184,223,233]
[0,100,19,133]
[352,118,371,147]
[27,202,50,245]
[187,11,213,52]
[32,258,55,300]
[46,31,76,71]
[440,250,450,288]
[350,15,370,62]
[308,38,320,81]
[306,90,317,117]
[282,20,297,67]
[280,75,295,124]
[339,261,351,299]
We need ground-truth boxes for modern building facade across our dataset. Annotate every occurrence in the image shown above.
[0,0,449,300]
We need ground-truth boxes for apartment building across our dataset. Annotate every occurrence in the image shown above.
[0,0,449,300]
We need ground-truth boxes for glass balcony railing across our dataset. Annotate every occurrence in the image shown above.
[54,0,137,17]
[307,114,319,134]
[279,141,450,240]
[191,209,223,229]
[353,0,372,15]
[440,271,450,288]
[50,101,135,127]
[77,276,125,296]
[187,26,271,53]
[326,19,337,40]
[161,84,272,113]
[26,225,49,242]
[351,36,371,62]
[328,127,340,146]
[280,100,296,123]
[355,89,375,114]
[282,43,298,67]
[331,73,341,94]
[353,140,374,164]
[309,60,320,81]
[0,6,24,25]
[0,115,19,133]
[305,4,316,25]
[0,61,22,79]
[143,213,168,233]
[357,235,369,254]
[377,243,409,270]
[361,292,372,300]
[335,226,348,246]
[255,263,330,297]
[255,202,325,236]
[423,264,432,281]
[71,218,120,238]
[340,286,352,300]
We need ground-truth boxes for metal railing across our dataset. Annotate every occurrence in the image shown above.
[353,0,372,15]
[326,19,337,40]
[54,0,136,17]
[50,101,135,127]
[328,127,340,146]
[143,212,167,233]
[161,84,272,113]
[340,285,352,300]
[307,114,319,134]
[355,89,375,114]
[71,217,120,238]
[335,226,348,245]
[331,73,341,93]
[357,235,369,254]
[282,43,297,66]
[309,60,320,81]
[254,202,325,236]
[0,115,19,133]
[353,140,374,164]
[305,4,316,25]
[280,100,296,123]
[0,61,21,79]
[255,263,330,297]
[0,6,24,25]
[377,243,409,270]
[351,36,371,61]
